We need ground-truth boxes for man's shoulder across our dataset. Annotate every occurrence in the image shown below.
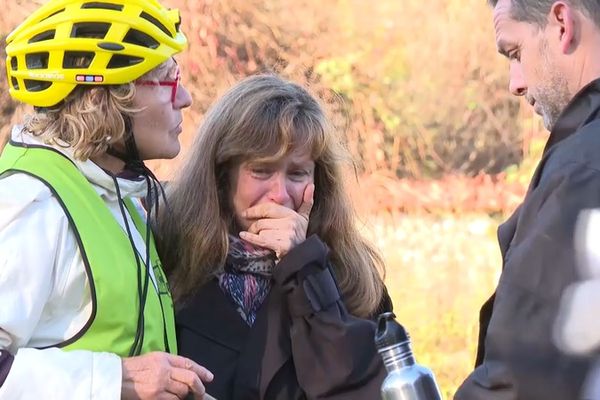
[534,121,600,189]
[549,119,600,171]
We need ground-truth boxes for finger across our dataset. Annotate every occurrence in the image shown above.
[247,217,293,234]
[239,230,268,249]
[158,394,179,400]
[170,367,205,398]
[166,369,192,398]
[247,218,265,234]
[297,183,315,221]
[239,230,282,252]
[243,202,293,220]
[183,371,207,400]
[168,355,214,382]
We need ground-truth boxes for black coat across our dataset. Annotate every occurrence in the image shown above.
[455,80,600,399]
[177,235,392,400]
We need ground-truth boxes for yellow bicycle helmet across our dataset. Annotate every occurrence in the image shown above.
[5,0,187,107]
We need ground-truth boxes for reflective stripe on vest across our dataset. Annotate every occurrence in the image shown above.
[0,142,177,355]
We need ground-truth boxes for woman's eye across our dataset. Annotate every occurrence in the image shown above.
[289,170,309,180]
[250,167,270,177]
[509,50,520,61]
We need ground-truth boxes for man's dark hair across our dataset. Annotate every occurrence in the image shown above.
[488,0,600,28]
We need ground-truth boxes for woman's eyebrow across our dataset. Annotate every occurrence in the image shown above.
[289,160,315,169]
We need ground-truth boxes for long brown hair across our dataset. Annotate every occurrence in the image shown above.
[155,74,385,317]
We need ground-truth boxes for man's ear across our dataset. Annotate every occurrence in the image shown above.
[549,1,576,54]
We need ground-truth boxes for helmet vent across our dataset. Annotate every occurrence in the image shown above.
[175,17,181,33]
[10,57,18,71]
[123,29,159,49]
[81,2,124,11]
[97,42,125,51]
[140,11,172,38]
[40,8,65,22]
[26,52,49,70]
[71,22,110,39]
[28,30,56,44]
[11,78,19,90]
[24,80,52,92]
[63,51,96,69]
[107,54,143,69]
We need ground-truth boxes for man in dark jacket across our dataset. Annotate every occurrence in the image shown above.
[456,0,600,399]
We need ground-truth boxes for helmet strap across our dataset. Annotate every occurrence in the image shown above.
[107,114,146,175]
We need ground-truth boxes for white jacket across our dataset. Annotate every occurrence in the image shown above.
[0,127,156,399]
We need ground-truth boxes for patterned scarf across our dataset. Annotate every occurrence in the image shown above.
[217,234,277,326]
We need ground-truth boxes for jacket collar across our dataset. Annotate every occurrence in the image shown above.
[176,279,294,398]
[522,78,600,192]
[176,280,251,352]
[544,77,600,155]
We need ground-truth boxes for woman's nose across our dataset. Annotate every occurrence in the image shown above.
[175,82,193,109]
[267,174,291,205]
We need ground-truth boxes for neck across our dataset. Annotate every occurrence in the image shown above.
[91,152,126,175]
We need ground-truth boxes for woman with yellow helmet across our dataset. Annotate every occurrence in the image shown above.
[0,0,213,398]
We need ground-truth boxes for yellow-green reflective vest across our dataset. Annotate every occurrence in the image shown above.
[0,141,177,355]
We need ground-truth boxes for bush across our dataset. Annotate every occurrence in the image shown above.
[0,0,525,179]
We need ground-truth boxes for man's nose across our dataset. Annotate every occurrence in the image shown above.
[509,62,527,96]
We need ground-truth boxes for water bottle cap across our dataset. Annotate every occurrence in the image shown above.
[374,312,410,349]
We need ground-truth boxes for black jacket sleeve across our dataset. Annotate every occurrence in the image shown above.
[455,163,598,400]
[271,234,390,400]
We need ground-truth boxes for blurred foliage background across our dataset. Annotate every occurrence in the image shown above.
[1,0,549,397]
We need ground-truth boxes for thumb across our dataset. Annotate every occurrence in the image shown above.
[297,183,315,221]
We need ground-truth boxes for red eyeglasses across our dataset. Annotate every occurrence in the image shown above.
[136,68,181,104]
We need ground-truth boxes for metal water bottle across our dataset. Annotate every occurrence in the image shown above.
[375,312,442,400]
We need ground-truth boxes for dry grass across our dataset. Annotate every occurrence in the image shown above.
[359,212,502,398]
